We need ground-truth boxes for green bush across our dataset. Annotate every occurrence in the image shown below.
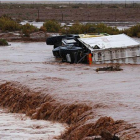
[137,32,140,38]
[94,23,119,35]
[0,39,8,46]
[21,23,38,37]
[72,5,79,8]
[63,22,120,35]
[63,22,140,37]
[39,26,46,32]
[0,16,20,31]
[43,20,61,33]
[66,22,83,34]
[121,24,140,37]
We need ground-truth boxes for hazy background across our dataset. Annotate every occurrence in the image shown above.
[1,0,140,4]
[1,0,140,1]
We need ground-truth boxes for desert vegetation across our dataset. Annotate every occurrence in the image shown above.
[1,3,140,22]
[0,3,140,9]
[122,24,140,38]
[0,15,20,31]
[0,15,38,37]
[42,21,140,38]
[61,22,120,35]
[1,14,140,39]
[43,20,61,33]
[0,39,8,46]
[21,23,38,37]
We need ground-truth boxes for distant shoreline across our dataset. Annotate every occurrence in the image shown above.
[1,1,140,4]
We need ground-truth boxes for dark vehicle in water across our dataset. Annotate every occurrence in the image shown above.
[46,33,140,65]
[46,34,92,63]
[46,34,108,64]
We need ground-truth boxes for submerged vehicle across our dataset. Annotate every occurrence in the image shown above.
[46,33,108,64]
[46,33,140,64]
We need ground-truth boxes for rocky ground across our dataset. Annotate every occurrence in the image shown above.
[1,6,140,22]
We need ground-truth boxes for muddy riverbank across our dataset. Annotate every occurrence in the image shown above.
[0,42,140,139]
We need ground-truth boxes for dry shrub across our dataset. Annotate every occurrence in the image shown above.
[0,15,20,31]
[122,24,140,37]
[43,20,61,33]
[21,23,38,37]
[39,26,47,32]
[137,32,140,38]
[64,22,120,35]
[0,39,8,46]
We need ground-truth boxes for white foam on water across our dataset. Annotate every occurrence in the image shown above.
[0,109,66,140]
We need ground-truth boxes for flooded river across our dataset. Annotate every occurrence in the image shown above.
[0,41,140,139]
[0,42,66,139]
[0,108,65,140]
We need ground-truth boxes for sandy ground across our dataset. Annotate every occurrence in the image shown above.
[0,41,140,138]
[0,108,66,140]
[1,6,140,22]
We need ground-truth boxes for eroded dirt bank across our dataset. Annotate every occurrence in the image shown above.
[0,42,140,139]
[0,82,138,140]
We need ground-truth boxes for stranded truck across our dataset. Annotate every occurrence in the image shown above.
[46,34,140,64]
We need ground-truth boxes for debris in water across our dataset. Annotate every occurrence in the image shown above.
[95,64,123,72]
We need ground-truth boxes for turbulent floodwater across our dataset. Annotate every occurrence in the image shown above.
[0,108,65,140]
[0,41,140,139]
[0,42,66,139]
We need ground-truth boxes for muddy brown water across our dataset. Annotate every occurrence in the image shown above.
[0,42,140,139]
[0,108,65,140]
